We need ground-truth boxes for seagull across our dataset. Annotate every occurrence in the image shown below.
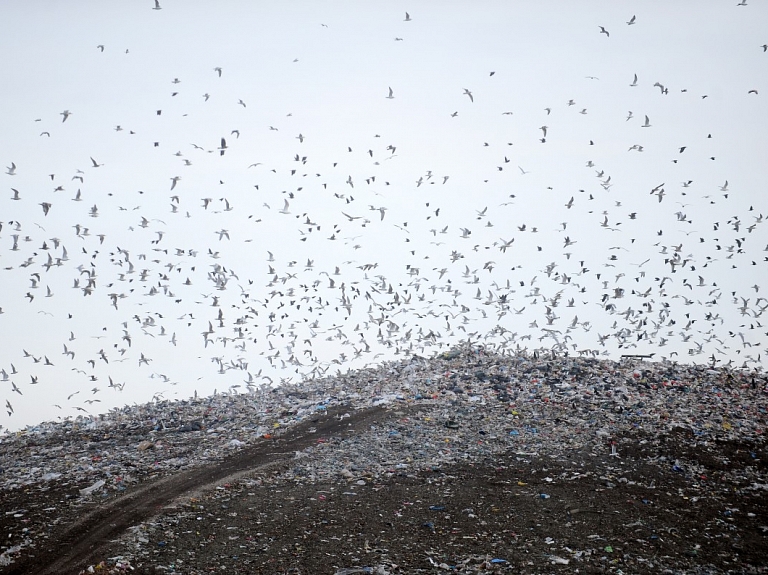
[61,110,71,122]
[627,15,636,25]
[463,88,473,102]
[218,138,227,155]
[641,115,651,127]
[153,0,161,9]
[404,12,412,21]
[6,162,16,176]
[386,87,394,99]
[214,67,223,77]
[599,26,610,37]
[90,156,103,168]
[630,74,638,87]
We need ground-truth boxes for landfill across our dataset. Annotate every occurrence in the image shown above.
[0,345,766,574]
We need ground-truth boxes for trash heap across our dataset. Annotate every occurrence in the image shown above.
[0,345,766,573]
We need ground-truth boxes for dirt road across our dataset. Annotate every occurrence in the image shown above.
[2,405,387,575]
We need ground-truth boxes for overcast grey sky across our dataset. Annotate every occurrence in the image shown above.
[1,1,766,431]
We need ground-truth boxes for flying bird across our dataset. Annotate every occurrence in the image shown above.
[599,26,610,37]
[463,88,474,102]
[386,87,394,99]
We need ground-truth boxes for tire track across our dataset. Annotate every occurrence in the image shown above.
[5,405,389,575]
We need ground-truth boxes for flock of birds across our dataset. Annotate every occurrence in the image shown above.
[0,5,766,428]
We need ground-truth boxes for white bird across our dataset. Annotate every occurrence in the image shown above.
[463,88,473,102]
[153,0,161,10]
[386,87,394,99]
[641,115,651,127]
[404,12,412,21]
[60,110,71,122]
[630,74,638,87]
[5,162,16,176]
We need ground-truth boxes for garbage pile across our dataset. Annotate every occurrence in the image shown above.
[0,345,766,573]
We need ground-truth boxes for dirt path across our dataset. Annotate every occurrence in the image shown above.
[4,405,389,575]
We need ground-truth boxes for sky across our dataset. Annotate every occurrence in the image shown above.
[1,1,766,431]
